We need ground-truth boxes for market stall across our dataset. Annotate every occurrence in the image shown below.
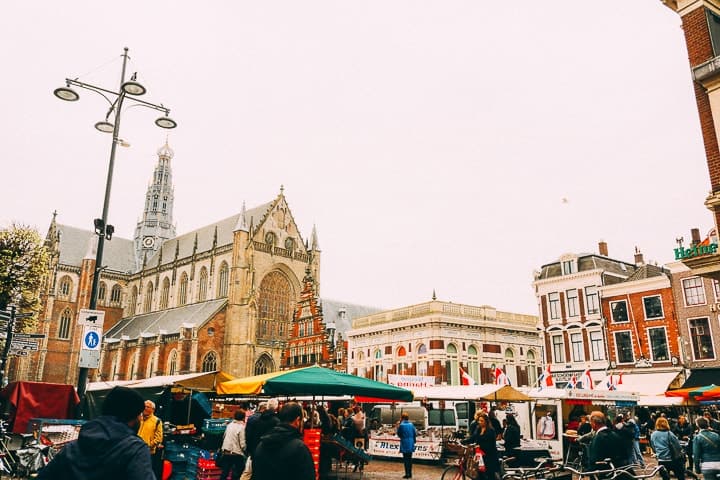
[217,366,413,477]
[87,371,234,480]
[527,388,639,461]
[366,384,533,463]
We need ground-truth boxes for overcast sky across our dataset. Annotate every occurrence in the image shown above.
[1,1,712,315]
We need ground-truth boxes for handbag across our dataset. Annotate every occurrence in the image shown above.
[466,446,486,478]
[667,432,685,462]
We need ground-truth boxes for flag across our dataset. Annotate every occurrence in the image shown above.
[494,367,510,386]
[565,375,577,389]
[538,365,555,390]
[579,368,594,390]
[617,372,623,385]
[605,374,616,391]
[460,367,476,386]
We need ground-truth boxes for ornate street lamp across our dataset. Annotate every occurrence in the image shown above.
[54,47,176,406]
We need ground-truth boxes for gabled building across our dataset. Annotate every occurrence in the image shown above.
[532,242,637,387]
[599,253,684,394]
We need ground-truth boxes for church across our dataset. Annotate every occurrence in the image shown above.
[16,141,375,385]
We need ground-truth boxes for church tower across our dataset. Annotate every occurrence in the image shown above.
[134,139,177,265]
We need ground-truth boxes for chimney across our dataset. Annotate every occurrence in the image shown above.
[691,228,702,247]
[634,246,644,266]
[598,240,608,257]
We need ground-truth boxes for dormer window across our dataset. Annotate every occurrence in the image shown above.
[562,259,577,275]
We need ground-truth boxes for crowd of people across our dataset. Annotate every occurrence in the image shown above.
[569,409,720,480]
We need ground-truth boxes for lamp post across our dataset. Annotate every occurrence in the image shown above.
[54,48,176,404]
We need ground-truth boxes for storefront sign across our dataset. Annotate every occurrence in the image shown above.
[387,374,436,388]
[674,242,718,260]
[368,436,442,460]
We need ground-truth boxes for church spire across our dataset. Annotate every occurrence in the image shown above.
[134,139,177,266]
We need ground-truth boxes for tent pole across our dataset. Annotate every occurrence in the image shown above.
[187,389,192,425]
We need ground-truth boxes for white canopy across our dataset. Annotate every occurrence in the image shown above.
[410,384,530,401]
[600,371,683,397]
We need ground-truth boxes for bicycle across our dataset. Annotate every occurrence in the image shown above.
[502,456,561,480]
[441,442,482,480]
[562,460,666,480]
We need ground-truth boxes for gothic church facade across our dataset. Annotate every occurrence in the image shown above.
[17,142,351,385]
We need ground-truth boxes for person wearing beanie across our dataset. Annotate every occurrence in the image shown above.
[38,386,155,480]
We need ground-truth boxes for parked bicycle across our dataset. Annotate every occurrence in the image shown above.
[501,456,561,480]
[562,460,666,480]
[442,442,484,480]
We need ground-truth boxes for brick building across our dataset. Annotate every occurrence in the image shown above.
[599,257,683,388]
[662,0,720,383]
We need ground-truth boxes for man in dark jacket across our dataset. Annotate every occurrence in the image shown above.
[246,399,279,457]
[588,411,626,471]
[252,402,315,480]
[37,386,154,480]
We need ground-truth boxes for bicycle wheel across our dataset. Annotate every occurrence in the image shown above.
[442,465,466,480]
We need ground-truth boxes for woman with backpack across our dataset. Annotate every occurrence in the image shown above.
[651,417,686,480]
[693,417,720,480]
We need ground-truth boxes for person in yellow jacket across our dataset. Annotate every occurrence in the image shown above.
[138,400,164,480]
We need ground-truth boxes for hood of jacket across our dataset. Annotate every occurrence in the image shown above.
[259,423,302,449]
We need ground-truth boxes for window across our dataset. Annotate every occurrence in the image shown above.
[143,281,153,313]
[551,334,564,363]
[689,317,715,360]
[129,286,138,316]
[146,352,157,378]
[614,331,634,364]
[98,282,106,302]
[548,293,560,320]
[526,350,537,387]
[643,295,664,320]
[610,300,629,323]
[417,344,427,354]
[168,350,178,375]
[585,286,600,315]
[265,232,276,246]
[198,267,208,302]
[160,278,170,309]
[589,330,606,361]
[396,346,408,375]
[714,279,720,302]
[570,331,584,362]
[467,345,479,384]
[258,271,293,342]
[566,289,579,317]
[562,259,576,275]
[217,262,229,298]
[707,8,720,57]
[446,344,459,385]
[202,351,218,372]
[59,276,72,297]
[648,327,669,361]
[683,277,706,306]
[284,237,294,251]
[111,284,122,303]
[179,273,188,306]
[58,309,72,339]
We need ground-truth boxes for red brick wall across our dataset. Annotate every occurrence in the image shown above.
[681,7,720,192]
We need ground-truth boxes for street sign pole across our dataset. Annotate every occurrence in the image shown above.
[0,306,33,387]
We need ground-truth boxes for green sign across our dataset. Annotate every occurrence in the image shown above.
[674,243,718,260]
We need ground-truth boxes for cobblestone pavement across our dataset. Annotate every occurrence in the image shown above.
[326,451,677,480]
